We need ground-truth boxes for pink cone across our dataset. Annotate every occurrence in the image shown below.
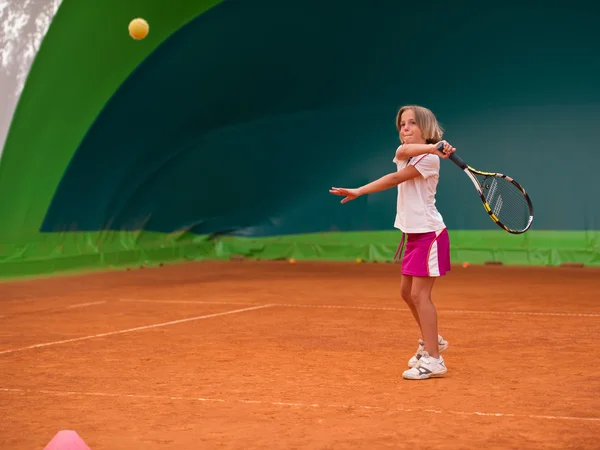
[43,430,91,450]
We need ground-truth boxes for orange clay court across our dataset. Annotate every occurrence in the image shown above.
[0,260,599,449]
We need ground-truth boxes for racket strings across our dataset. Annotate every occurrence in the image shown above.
[480,176,532,232]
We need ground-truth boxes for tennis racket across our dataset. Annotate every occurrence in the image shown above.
[436,141,534,234]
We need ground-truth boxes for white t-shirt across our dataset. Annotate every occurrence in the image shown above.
[392,149,446,234]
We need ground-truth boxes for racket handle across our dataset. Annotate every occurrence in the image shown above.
[436,141,467,169]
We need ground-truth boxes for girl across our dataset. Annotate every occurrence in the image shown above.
[329,105,454,380]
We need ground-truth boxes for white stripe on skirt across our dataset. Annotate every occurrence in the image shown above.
[427,229,443,276]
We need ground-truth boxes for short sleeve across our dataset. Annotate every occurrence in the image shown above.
[392,145,402,164]
[409,154,439,178]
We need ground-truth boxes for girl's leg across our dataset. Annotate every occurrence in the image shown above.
[400,274,422,333]
[410,275,439,358]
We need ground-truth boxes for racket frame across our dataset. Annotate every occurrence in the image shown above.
[437,142,534,234]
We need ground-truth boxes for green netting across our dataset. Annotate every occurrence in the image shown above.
[0,230,598,282]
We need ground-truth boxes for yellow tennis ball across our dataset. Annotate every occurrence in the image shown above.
[288,258,295,264]
[129,18,149,40]
[355,258,362,264]
[462,262,469,268]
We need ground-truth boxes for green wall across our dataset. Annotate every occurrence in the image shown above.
[0,0,223,242]
[0,0,598,279]
[40,0,600,236]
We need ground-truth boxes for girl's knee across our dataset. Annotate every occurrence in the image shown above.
[400,288,413,304]
[411,290,431,306]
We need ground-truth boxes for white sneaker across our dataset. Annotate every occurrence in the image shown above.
[407,335,448,368]
[402,351,448,380]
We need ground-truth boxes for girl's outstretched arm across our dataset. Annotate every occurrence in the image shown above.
[329,166,421,204]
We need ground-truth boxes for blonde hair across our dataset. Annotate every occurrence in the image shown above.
[396,105,444,144]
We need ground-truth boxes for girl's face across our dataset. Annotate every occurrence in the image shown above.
[399,109,425,144]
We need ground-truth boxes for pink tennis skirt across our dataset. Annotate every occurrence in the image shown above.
[395,228,451,277]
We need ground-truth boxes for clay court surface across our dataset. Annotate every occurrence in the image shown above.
[1,261,599,449]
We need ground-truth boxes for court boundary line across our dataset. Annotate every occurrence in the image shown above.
[0,300,109,318]
[1,387,598,423]
[0,304,273,355]
[119,299,600,318]
[120,299,249,306]
[66,301,106,309]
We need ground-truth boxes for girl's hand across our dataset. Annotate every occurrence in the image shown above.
[432,141,456,159]
[329,187,361,203]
